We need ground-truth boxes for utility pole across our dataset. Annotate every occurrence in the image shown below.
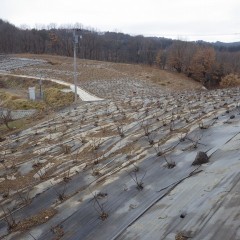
[73,29,82,103]
[37,74,43,100]
[39,76,42,100]
[73,29,78,103]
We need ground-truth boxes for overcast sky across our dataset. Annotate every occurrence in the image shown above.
[0,0,240,42]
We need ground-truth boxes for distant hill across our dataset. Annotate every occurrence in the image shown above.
[1,19,240,65]
[211,41,240,51]
[213,41,240,46]
[195,40,240,51]
[0,19,240,89]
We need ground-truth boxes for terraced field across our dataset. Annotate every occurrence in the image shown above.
[0,55,46,72]
[0,86,240,239]
[9,54,202,100]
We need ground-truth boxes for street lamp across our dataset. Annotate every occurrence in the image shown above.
[37,74,43,100]
[73,29,82,103]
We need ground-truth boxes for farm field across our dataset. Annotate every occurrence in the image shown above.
[0,55,239,240]
[9,54,203,99]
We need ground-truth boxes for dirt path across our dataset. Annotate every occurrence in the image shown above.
[0,72,103,102]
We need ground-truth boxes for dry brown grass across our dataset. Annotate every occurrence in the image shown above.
[3,97,45,110]
[44,88,74,108]
[0,74,73,110]
[0,75,64,90]
[0,89,74,110]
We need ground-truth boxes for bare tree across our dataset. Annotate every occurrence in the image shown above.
[89,190,108,220]
[167,40,187,73]
[127,169,146,191]
[155,49,167,69]
[0,205,17,230]
[0,109,13,130]
[51,181,68,202]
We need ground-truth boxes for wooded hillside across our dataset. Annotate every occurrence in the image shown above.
[0,19,240,88]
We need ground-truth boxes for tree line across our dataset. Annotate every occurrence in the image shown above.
[156,41,240,88]
[0,19,240,88]
[0,19,173,63]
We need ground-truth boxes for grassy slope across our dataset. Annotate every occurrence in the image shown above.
[0,75,74,135]
[13,53,202,92]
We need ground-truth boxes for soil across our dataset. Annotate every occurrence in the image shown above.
[13,208,57,232]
